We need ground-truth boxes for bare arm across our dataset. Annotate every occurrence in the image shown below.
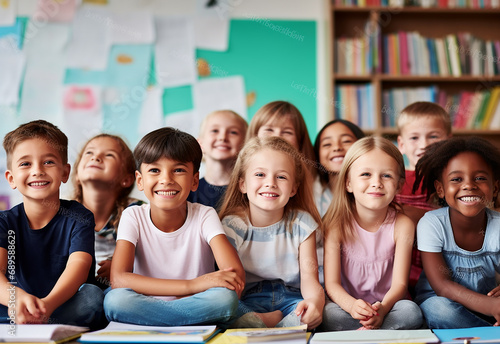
[360,214,414,328]
[421,250,500,324]
[111,239,244,297]
[210,234,245,297]
[297,234,324,329]
[324,230,377,320]
[41,251,93,320]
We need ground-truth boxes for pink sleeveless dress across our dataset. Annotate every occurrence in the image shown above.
[340,209,396,304]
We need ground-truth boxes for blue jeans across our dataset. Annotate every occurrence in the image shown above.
[419,296,495,329]
[0,284,105,330]
[320,299,423,331]
[237,280,303,318]
[104,287,238,326]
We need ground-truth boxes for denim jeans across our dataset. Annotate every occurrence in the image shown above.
[237,280,303,318]
[419,296,495,329]
[104,287,238,326]
[320,299,423,331]
[0,283,105,330]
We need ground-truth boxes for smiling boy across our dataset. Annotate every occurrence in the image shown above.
[0,120,104,328]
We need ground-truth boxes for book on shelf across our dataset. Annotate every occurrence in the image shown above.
[433,326,500,343]
[207,325,307,344]
[78,321,218,343]
[335,83,375,130]
[310,329,439,344]
[0,324,88,344]
[332,0,500,7]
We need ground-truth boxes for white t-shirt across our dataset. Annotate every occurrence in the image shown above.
[117,202,225,300]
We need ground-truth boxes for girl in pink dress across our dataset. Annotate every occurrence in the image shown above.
[321,136,423,330]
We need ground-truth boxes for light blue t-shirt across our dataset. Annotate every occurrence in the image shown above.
[222,211,318,291]
[415,207,500,304]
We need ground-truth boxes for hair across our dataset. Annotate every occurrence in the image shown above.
[72,134,136,229]
[322,136,405,244]
[246,101,316,177]
[199,110,248,137]
[314,119,366,186]
[3,120,68,169]
[414,136,500,205]
[218,136,322,231]
[397,101,452,135]
[134,127,203,173]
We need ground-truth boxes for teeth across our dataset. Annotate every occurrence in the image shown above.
[30,182,48,186]
[460,196,481,202]
[331,157,344,162]
[261,193,278,197]
[156,191,178,196]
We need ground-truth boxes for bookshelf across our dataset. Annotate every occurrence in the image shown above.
[331,3,500,149]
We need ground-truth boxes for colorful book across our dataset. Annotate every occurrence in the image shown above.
[208,326,307,344]
[473,90,491,128]
[0,324,88,344]
[482,86,500,129]
[79,322,218,343]
[433,326,500,343]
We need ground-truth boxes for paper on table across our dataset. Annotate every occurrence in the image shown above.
[109,10,155,44]
[34,0,77,23]
[155,16,197,88]
[193,76,247,134]
[20,23,69,123]
[65,6,111,70]
[0,0,15,26]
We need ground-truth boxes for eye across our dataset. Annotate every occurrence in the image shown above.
[230,130,240,135]
[106,153,116,158]
[44,160,56,165]
[341,139,354,145]
[283,130,294,136]
[210,129,219,134]
[19,162,30,167]
[84,150,93,155]
[174,168,187,173]
[277,175,288,180]
[476,176,487,181]
[148,168,160,173]
[382,173,393,179]
[409,136,418,141]
[321,143,331,149]
[360,172,370,177]
[450,177,462,182]
[254,172,265,177]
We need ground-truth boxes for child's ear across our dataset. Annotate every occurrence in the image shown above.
[396,135,405,155]
[61,163,71,184]
[121,174,135,189]
[434,179,445,199]
[135,170,144,191]
[191,172,199,192]
[346,178,353,193]
[5,170,16,190]
[493,180,499,200]
[239,178,247,194]
[290,183,298,198]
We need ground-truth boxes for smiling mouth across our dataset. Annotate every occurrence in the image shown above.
[156,191,179,196]
[458,196,483,203]
[29,182,49,187]
[260,192,279,198]
[330,156,344,162]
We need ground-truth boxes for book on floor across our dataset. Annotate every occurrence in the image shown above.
[207,325,307,343]
[0,324,88,343]
[433,326,500,344]
[310,329,439,344]
[78,321,218,343]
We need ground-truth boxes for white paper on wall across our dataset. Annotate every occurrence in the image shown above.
[0,0,15,26]
[155,16,197,88]
[110,10,155,44]
[65,6,111,70]
[195,0,230,51]
[0,48,25,106]
[138,87,164,137]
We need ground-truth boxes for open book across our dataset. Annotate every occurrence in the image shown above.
[0,324,88,343]
[78,321,218,343]
[310,329,439,344]
[208,325,308,343]
[433,327,500,344]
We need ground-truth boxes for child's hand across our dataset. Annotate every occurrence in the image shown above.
[349,299,378,320]
[15,289,46,324]
[487,285,500,298]
[193,268,244,296]
[295,299,323,329]
[97,259,112,281]
[359,301,385,329]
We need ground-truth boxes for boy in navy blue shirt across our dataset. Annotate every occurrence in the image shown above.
[0,120,104,328]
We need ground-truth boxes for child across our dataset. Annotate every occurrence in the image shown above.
[246,101,316,178]
[396,101,452,297]
[188,110,247,210]
[322,136,423,331]
[396,101,451,224]
[0,120,104,328]
[313,119,365,216]
[219,136,325,329]
[104,127,245,326]
[73,134,142,289]
[413,136,500,328]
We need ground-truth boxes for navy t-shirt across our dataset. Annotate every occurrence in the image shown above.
[0,200,95,298]
[187,178,227,211]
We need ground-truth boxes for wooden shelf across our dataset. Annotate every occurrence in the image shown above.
[335,75,500,82]
[332,5,500,13]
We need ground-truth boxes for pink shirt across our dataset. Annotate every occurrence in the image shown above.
[340,209,396,304]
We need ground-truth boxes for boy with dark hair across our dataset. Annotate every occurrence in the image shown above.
[104,127,245,326]
[0,120,104,328]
